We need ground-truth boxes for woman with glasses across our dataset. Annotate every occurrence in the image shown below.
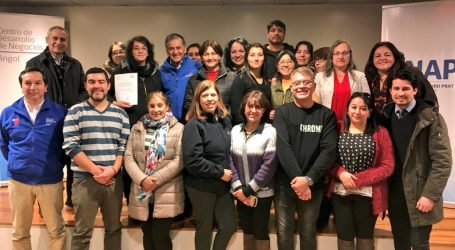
[269,50,297,120]
[103,41,126,77]
[110,35,162,205]
[312,47,330,73]
[315,40,370,132]
[328,92,394,250]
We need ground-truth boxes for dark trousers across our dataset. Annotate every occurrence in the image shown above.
[331,193,377,241]
[141,203,174,250]
[237,196,273,240]
[389,178,432,250]
[64,156,73,206]
[274,185,323,250]
[186,185,237,250]
[122,169,132,204]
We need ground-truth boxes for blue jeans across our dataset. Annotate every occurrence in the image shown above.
[274,184,323,250]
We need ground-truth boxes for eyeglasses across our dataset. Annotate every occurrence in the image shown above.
[278,60,295,66]
[314,58,326,64]
[112,50,125,56]
[292,80,314,87]
[333,51,351,57]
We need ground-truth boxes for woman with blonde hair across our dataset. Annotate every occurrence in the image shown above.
[315,40,370,132]
[124,91,184,250]
[183,80,237,250]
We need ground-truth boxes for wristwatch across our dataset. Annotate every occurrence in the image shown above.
[304,176,314,186]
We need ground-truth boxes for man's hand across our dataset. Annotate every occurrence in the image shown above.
[93,166,115,185]
[339,171,357,189]
[416,196,434,213]
[297,188,312,201]
[291,176,310,197]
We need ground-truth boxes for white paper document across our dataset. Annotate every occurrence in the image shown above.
[114,73,138,105]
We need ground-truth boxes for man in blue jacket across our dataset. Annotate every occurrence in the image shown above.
[0,68,67,250]
[160,33,201,123]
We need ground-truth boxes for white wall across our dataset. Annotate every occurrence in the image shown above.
[0,4,381,71]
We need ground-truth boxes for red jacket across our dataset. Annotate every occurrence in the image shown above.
[328,126,395,215]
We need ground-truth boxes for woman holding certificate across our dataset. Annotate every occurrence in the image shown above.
[110,35,162,205]
[110,35,162,127]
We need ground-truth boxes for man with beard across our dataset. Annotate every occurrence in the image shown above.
[26,26,86,208]
[264,20,294,81]
[63,67,130,250]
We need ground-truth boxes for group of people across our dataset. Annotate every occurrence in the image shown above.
[0,19,452,250]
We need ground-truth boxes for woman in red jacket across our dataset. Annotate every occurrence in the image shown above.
[328,92,394,250]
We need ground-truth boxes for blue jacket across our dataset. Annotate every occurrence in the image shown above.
[0,97,66,184]
[160,55,201,122]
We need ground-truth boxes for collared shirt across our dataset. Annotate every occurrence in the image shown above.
[52,54,64,65]
[168,58,183,70]
[395,99,416,118]
[24,99,45,124]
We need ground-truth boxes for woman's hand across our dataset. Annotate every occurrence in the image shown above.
[141,176,158,192]
[233,189,250,206]
[220,169,232,182]
[113,100,132,109]
[338,171,357,189]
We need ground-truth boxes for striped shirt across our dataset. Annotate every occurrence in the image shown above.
[63,101,130,176]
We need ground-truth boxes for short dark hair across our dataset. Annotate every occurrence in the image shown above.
[200,40,223,57]
[344,92,377,135]
[19,67,47,86]
[240,90,272,124]
[391,67,418,89]
[84,67,109,83]
[165,33,186,47]
[267,20,286,32]
[187,43,200,51]
[275,50,297,79]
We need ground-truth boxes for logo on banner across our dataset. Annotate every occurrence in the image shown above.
[406,59,455,89]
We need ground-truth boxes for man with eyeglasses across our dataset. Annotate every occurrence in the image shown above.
[273,67,337,250]
[26,25,86,209]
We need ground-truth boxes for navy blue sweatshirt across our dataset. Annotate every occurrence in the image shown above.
[182,114,232,196]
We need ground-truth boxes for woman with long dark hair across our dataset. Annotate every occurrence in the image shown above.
[230,43,271,125]
[364,41,437,123]
[328,92,394,250]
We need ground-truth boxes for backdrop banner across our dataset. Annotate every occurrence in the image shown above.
[0,12,64,185]
[382,1,455,206]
